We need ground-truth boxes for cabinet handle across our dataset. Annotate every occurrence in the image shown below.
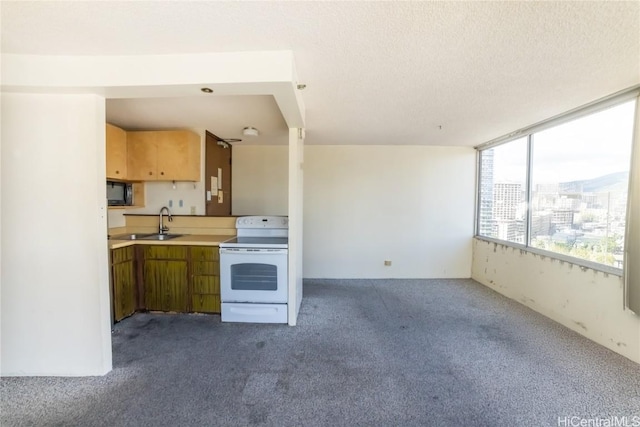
[149,172,153,175]
[160,171,165,175]
[115,170,120,174]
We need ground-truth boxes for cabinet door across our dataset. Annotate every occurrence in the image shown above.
[106,124,127,179]
[144,260,188,312]
[156,131,200,181]
[127,132,157,181]
[112,246,136,322]
[113,260,136,321]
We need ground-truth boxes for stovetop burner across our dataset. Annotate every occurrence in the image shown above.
[220,236,288,249]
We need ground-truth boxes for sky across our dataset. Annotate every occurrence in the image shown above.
[491,99,636,184]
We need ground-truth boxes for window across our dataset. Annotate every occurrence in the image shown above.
[477,97,637,270]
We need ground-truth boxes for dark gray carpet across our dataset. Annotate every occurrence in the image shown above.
[2,279,640,426]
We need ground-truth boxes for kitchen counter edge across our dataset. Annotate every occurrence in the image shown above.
[108,234,233,249]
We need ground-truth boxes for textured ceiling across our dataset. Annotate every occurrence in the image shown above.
[2,1,639,146]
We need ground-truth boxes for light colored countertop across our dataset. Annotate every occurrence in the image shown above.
[109,234,233,249]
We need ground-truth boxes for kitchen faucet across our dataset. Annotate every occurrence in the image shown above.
[158,206,173,234]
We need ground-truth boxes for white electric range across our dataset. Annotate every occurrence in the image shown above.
[219,216,288,323]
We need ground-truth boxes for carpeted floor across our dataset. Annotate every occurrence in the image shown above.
[2,279,640,426]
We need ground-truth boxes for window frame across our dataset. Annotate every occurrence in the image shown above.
[475,86,640,276]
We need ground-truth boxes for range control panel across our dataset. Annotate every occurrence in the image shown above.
[235,216,289,229]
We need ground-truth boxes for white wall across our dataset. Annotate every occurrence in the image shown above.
[107,209,126,228]
[1,93,112,376]
[232,145,289,216]
[141,180,205,215]
[288,130,304,325]
[303,145,476,278]
[472,238,640,363]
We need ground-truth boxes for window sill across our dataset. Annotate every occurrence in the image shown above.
[474,235,623,277]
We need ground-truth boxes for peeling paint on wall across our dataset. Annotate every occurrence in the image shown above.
[471,237,640,364]
[574,321,588,331]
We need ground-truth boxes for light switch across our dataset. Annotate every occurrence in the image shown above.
[206,190,212,201]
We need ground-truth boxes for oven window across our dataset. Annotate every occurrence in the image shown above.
[230,263,278,291]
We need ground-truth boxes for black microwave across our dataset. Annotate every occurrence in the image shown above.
[107,181,133,206]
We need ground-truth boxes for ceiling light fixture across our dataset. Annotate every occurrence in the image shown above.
[242,126,259,137]
[200,87,213,93]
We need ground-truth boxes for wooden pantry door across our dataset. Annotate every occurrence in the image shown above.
[205,131,232,216]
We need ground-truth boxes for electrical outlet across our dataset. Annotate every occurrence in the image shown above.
[190,206,196,215]
[384,260,392,266]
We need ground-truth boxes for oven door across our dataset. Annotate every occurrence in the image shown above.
[220,248,288,303]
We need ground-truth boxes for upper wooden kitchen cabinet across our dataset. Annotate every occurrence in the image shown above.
[127,130,200,181]
[106,123,128,179]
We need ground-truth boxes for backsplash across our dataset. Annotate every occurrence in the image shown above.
[136,180,205,215]
[111,214,237,236]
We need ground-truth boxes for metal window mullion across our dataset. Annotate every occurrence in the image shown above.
[475,149,481,236]
[624,96,640,312]
[525,134,534,246]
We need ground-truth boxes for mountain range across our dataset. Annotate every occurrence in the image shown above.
[559,171,629,193]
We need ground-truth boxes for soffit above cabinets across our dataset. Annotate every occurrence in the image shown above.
[106,95,290,146]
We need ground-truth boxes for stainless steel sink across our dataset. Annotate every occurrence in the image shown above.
[109,233,184,241]
[138,233,184,241]
[110,233,154,240]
